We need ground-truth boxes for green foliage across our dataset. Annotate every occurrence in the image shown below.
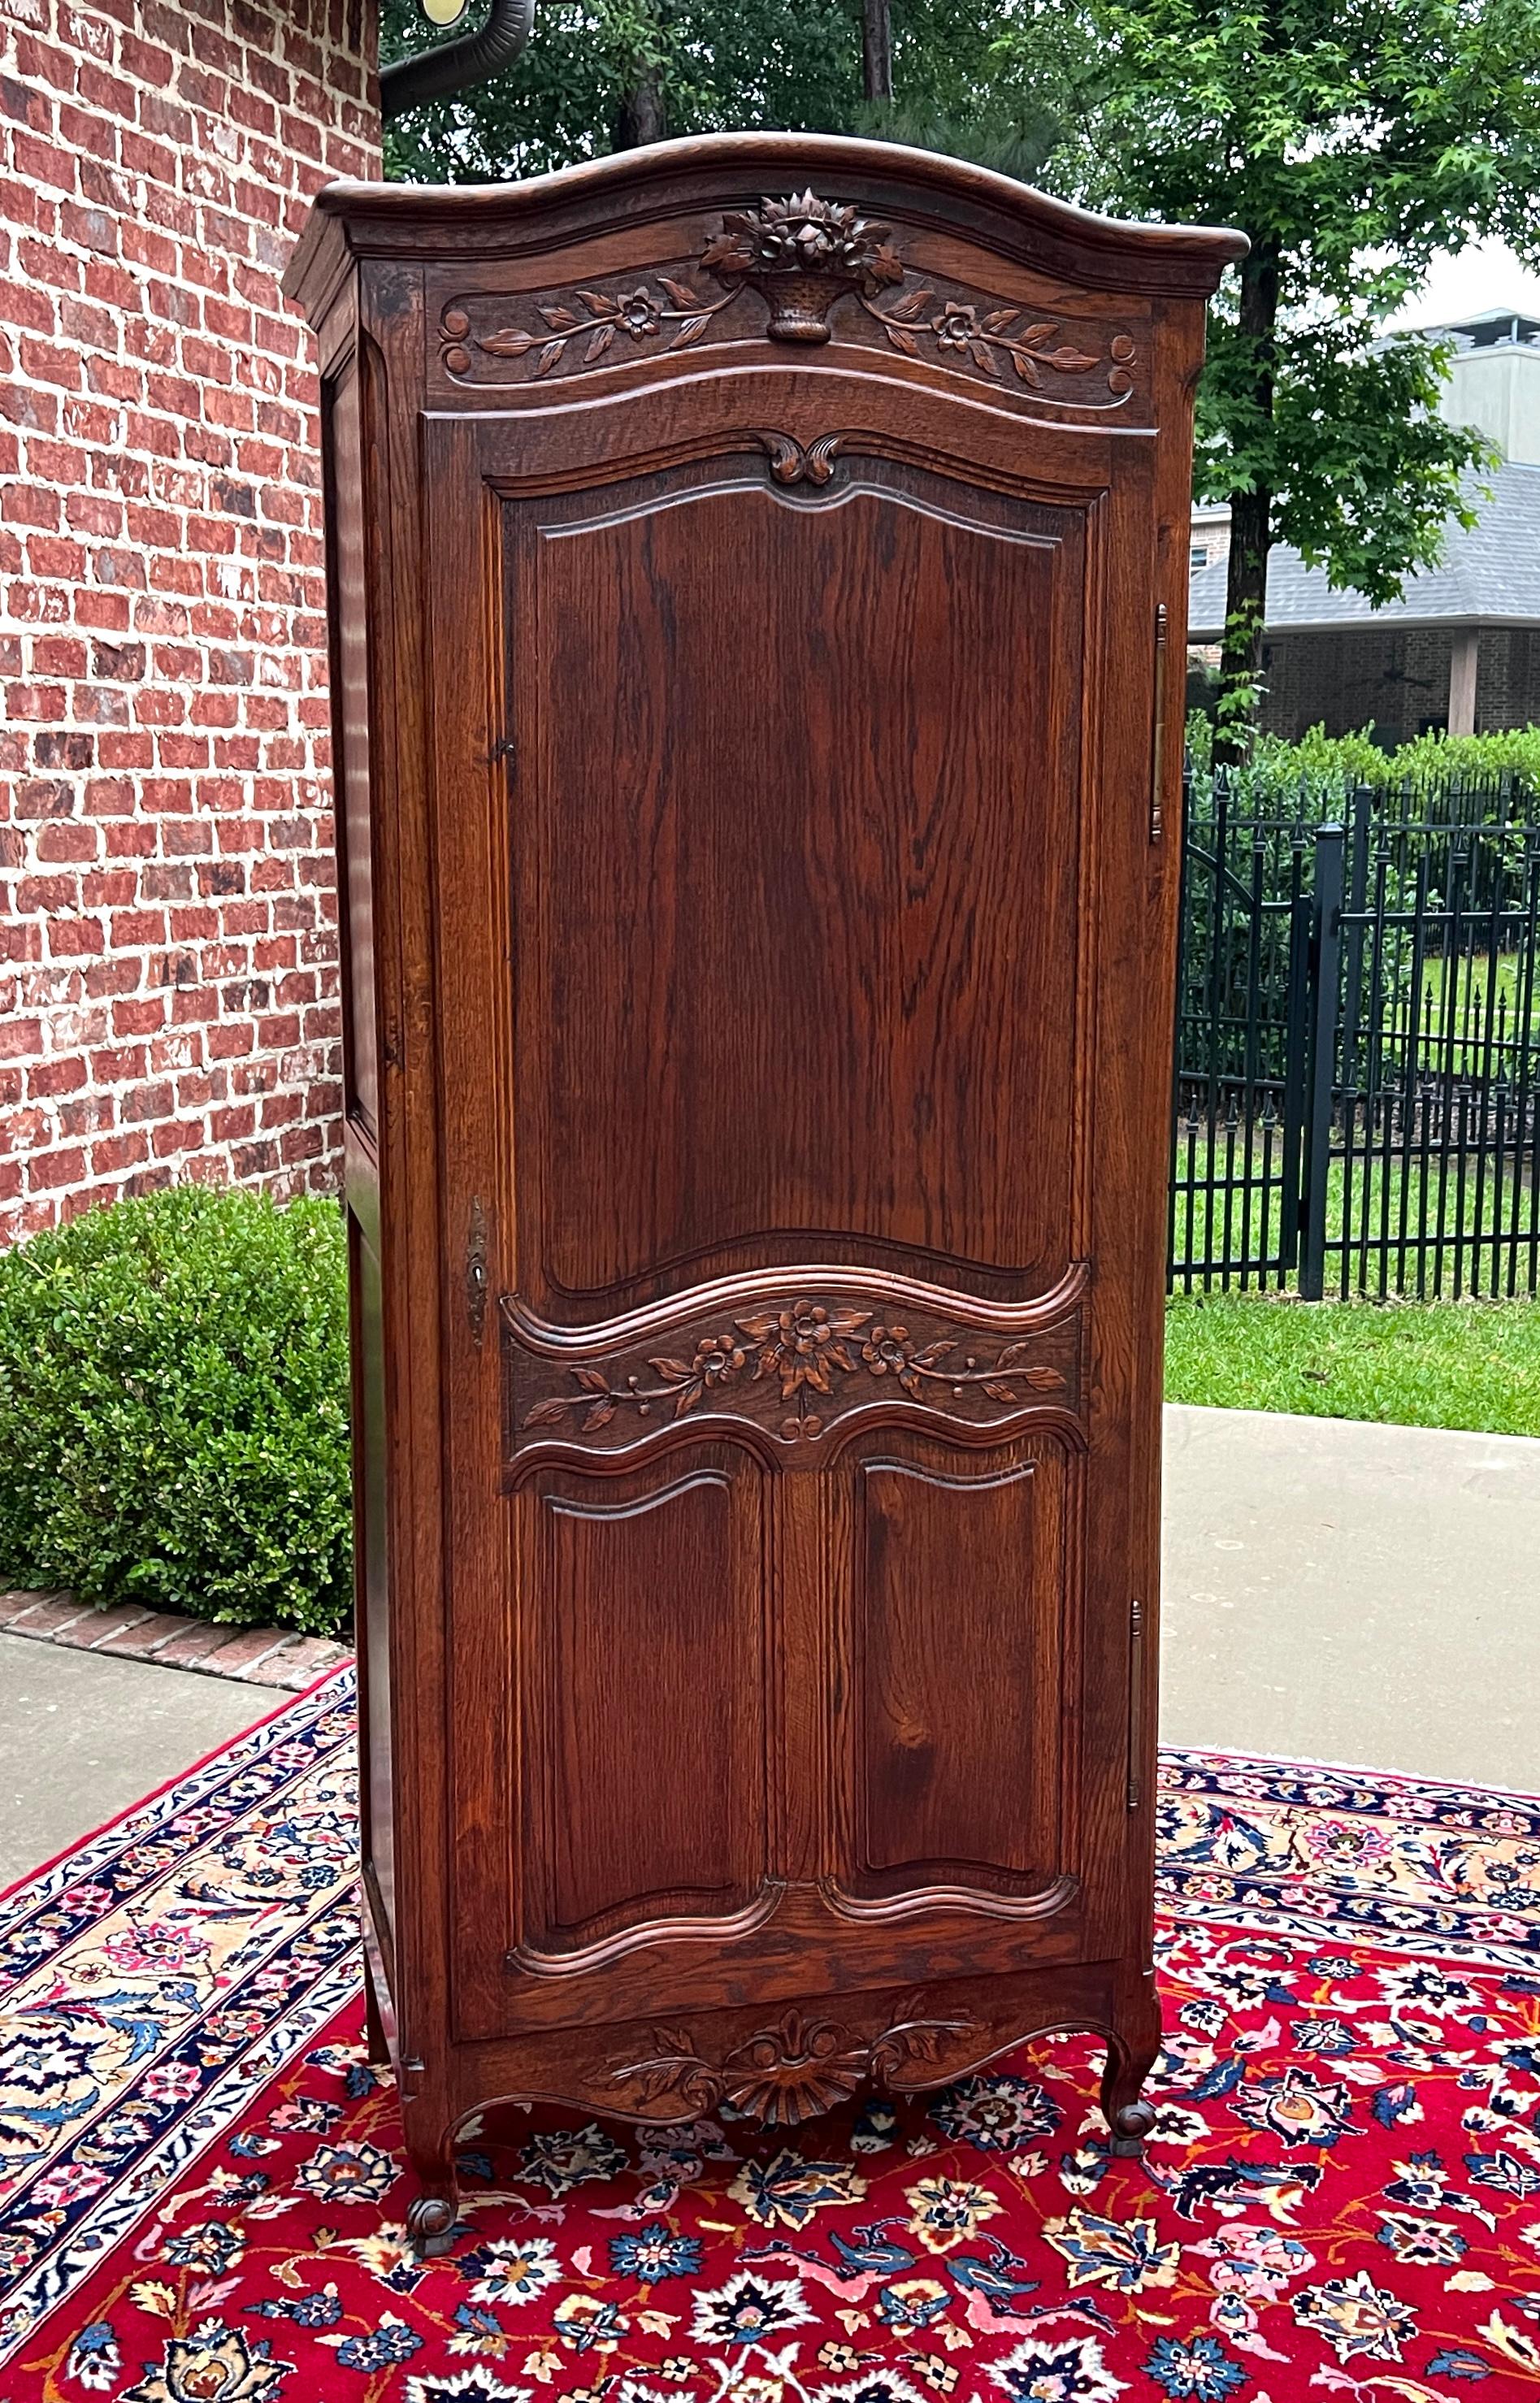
[1256,330,1492,612]
[1030,0,1539,586]
[0,1187,352,1636]
[1007,0,1540,716]
[1373,726,1540,796]
[1184,710,1540,807]
[1165,1293,1540,1437]
[853,89,1063,184]
[380,0,861,182]
[379,0,1070,185]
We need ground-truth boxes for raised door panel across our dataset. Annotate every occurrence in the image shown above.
[502,449,1087,1320]
[831,1426,1081,1922]
[454,1441,773,2034]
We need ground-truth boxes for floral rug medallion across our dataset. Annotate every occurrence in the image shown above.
[2,1672,1539,2400]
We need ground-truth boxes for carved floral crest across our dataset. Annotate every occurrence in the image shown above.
[701,189,901,288]
[869,294,1139,393]
[699,188,904,342]
[515,1294,1071,1447]
[437,186,1139,406]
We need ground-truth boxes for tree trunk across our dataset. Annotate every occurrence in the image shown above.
[1220,490,1268,730]
[862,0,893,104]
[1216,238,1278,758]
[612,72,666,150]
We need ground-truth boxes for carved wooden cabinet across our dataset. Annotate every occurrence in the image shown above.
[286,137,1243,2252]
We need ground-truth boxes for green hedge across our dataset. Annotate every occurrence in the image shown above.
[1186,712,1540,807]
[0,1186,353,1637]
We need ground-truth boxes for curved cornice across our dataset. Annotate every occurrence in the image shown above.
[284,131,1247,325]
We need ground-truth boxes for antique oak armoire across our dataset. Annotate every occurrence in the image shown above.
[286,136,1244,2254]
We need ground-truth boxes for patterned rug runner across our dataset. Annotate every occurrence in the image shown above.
[2,1670,1538,2401]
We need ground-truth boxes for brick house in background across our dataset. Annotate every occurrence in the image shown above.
[1188,309,1540,744]
[0,0,379,1243]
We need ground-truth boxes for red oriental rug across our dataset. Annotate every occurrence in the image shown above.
[2,1670,1539,2402]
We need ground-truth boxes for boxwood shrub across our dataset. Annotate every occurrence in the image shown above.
[1186,709,1540,807]
[0,1186,352,1636]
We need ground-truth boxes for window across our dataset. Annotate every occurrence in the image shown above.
[1190,542,1209,570]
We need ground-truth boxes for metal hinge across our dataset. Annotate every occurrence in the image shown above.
[1126,1595,1146,1811]
[1149,603,1169,843]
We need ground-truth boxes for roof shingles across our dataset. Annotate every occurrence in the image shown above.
[1188,462,1540,637]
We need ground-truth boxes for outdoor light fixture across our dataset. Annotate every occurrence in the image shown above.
[380,0,535,116]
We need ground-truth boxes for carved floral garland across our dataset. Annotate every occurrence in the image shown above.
[520,1297,1066,1438]
[861,289,1138,393]
[439,187,1136,401]
[440,277,738,379]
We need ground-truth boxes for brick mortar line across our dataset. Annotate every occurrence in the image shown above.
[0,1587,352,1689]
[0,0,377,1242]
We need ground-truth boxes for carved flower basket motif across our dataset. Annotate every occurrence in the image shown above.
[700,189,904,344]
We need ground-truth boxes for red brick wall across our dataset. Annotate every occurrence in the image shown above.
[1261,625,1540,743]
[1260,628,1455,744]
[1477,628,1540,731]
[0,0,378,1241]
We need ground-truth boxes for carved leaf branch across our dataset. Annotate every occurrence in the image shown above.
[520,1297,1067,1436]
[861,289,1136,397]
[440,277,738,380]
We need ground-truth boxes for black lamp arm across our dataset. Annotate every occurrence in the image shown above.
[380,0,536,119]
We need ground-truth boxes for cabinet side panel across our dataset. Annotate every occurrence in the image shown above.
[350,1202,394,1944]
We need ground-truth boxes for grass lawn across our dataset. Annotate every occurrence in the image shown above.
[1165,1293,1540,1436]
[1171,1139,1536,1282]
[1418,946,1540,1043]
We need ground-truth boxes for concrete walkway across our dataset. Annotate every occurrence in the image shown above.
[1,1403,1536,1889]
[1162,1403,1540,1792]
[0,1634,270,1889]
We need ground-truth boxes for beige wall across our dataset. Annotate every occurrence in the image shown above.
[1442,343,1540,468]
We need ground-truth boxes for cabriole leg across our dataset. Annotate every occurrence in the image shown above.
[1100,1974,1161,2158]
[402,2106,462,2258]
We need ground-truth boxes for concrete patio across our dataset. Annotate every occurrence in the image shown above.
[0,1635,271,1887]
[1162,1403,1540,1791]
[2,1402,1536,1887]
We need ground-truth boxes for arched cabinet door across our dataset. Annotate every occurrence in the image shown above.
[436,368,1135,2040]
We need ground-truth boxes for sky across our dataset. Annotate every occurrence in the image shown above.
[1387,238,1540,330]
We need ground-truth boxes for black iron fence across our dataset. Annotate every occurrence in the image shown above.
[1170,776,1540,1297]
